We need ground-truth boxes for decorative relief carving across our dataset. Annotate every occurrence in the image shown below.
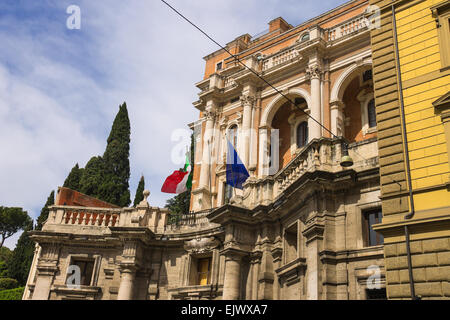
[219,116,229,130]
[240,95,256,108]
[236,111,243,124]
[204,109,216,121]
[184,237,220,254]
[306,65,322,80]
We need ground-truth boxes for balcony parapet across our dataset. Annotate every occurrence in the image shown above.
[326,13,369,42]
[165,209,221,234]
[242,137,378,208]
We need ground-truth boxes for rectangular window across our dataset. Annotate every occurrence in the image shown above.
[197,258,211,286]
[216,61,223,71]
[363,209,384,247]
[432,3,450,69]
[223,182,232,205]
[189,256,212,286]
[72,259,95,286]
[366,288,387,300]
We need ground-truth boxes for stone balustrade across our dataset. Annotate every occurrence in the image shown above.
[243,137,379,208]
[166,209,220,233]
[45,205,123,228]
[327,13,368,41]
[262,47,301,71]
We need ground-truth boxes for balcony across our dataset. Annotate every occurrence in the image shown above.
[327,13,369,42]
[243,137,379,208]
[166,209,221,233]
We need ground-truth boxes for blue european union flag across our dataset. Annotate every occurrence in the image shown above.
[226,139,250,190]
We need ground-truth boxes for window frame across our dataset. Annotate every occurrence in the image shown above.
[432,2,450,70]
[296,121,309,149]
[65,254,101,288]
[362,209,384,247]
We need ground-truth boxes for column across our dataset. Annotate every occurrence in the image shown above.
[241,94,255,168]
[307,65,322,140]
[117,267,136,300]
[258,127,269,178]
[198,104,216,190]
[222,252,243,300]
[31,244,59,300]
[330,100,344,137]
[32,265,58,300]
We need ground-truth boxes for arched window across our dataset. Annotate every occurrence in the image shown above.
[368,99,377,128]
[297,122,308,148]
[301,33,310,42]
[228,125,238,147]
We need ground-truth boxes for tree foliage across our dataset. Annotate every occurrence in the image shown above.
[0,247,12,278]
[63,163,84,191]
[79,156,104,197]
[0,278,19,290]
[133,176,145,207]
[7,220,35,285]
[98,102,131,207]
[0,207,32,249]
[0,286,24,300]
[76,103,131,207]
[36,191,55,231]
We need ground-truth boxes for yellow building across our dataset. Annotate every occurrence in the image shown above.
[370,0,450,299]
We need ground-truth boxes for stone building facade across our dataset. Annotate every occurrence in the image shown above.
[24,0,389,300]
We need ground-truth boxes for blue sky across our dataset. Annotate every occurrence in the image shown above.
[0,0,347,248]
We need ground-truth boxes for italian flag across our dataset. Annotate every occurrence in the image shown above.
[161,154,192,194]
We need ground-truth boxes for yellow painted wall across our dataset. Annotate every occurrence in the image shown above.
[396,0,450,205]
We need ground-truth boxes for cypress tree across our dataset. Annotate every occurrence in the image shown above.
[98,102,131,207]
[79,156,104,198]
[63,163,84,191]
[7,220,34,285]
[36,191,55,231]
[133,176,145,207]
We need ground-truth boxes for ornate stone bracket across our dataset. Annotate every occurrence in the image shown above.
[184,237,220,254]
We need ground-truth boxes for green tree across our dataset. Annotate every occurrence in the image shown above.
[63,163,84,191]
[79,156,104,198]
[36,191,55,231]
[133,176,145,207]
[0,207,32,249]
[0,247,12,278]
[7,220,35,286]
[98,102,131,207]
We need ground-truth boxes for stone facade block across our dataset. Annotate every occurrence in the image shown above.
[422,238,450,253]
[438,251,450,266]
[443,282,450,297]
[387,270,400,284]
[388,284,411,298]
[415,282,443,297]
[411,253,438,268]
[426,266,450,282]
[384,244,397,257]
[399,268,426,283]
[386,256,408,270]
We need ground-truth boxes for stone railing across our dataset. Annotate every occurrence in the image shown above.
[42,201,168,234]
[223,76,237,89]
[45,205,123,228]
[243,137,379,208]
[327,14,368,41]
[166,209,219,232]
[262,47,301,71]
